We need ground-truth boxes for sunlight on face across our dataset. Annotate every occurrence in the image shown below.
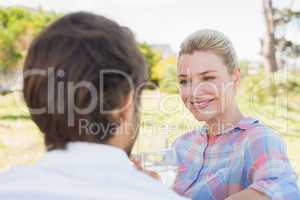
[177,51,239,122]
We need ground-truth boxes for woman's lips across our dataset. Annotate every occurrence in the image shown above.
[191,98,215,109]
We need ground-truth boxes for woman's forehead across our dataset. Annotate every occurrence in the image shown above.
[177,52,227,75]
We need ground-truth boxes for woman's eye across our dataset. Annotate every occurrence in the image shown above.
[179,80,188,85]
[202,76,215,81]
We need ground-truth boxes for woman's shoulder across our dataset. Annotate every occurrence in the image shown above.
[242,119,286,151]
[244,119,282,139]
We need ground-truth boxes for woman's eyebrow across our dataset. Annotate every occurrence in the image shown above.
[178,70,217,77]
[177,74,187,78]
[196,70,217,75]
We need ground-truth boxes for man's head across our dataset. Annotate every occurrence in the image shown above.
[23,12,146,155]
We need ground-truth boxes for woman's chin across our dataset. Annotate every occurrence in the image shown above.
[192,110,218,122]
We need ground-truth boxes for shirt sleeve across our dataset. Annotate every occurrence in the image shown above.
[244,126,300,199]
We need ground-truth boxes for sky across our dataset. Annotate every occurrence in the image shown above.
[0,0,294,61]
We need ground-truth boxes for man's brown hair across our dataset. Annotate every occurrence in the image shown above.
[23,12,145,150]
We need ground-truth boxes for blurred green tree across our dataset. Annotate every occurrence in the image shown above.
[0,7,57,71]
[262,0,300,72]
[138,42,162,85]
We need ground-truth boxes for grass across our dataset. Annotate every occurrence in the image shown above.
[0,92,44,171]
[0,90,299,185]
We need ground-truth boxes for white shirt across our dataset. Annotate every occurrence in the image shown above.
[0,142,188,200]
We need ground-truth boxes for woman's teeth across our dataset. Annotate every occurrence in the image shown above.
[192,99,214,109]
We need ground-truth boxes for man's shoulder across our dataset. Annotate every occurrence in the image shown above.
[0,164,188,200]
[111,168,188,200]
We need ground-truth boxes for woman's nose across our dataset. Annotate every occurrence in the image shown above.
[190,81,206,94]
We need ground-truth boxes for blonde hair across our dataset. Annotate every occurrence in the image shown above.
[179,29,238,73]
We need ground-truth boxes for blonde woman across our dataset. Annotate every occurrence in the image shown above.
[171,29,300,200]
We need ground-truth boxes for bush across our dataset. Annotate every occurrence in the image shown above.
[240,70,300,104]
[0,7,58,70]
[138,42,162,85]
[159,56,178,93]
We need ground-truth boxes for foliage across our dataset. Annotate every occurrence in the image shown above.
[0,7,58,70]
[159,55,178,93]
[138,42,162,85]
[0,7,163,92]
[273,2,300,58]
[241,70,300,104]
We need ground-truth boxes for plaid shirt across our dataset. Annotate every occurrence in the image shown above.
[172,117,300,200]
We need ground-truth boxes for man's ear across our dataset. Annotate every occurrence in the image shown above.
[119,91,134,121]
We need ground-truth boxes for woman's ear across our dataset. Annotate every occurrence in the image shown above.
[232,68,241,87]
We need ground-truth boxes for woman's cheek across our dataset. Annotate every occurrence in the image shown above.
[180,88,189,103]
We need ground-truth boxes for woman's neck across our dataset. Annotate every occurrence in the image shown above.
[206,104,244,135]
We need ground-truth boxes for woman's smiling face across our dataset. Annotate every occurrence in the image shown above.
[177,50,239,122]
